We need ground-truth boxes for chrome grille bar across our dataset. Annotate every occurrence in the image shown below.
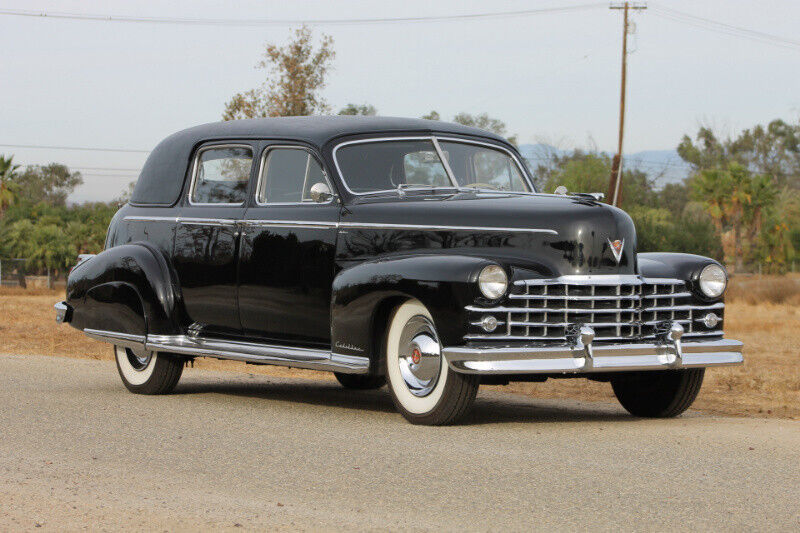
[467,275,724,343]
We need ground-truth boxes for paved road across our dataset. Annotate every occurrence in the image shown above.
[1,354,798,531]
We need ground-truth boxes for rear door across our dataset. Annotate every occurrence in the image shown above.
[238,144,340,347]
[172,143,255,337]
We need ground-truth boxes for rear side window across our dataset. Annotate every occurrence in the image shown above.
[190,145,253,205]
[257,147,328,204]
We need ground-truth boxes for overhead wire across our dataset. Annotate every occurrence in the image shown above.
[650,4,800,51]
[0,4,605,27]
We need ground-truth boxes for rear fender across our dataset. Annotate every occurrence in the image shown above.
[66,243,181,336]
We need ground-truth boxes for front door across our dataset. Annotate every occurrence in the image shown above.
[172,143,255,336]
[238,144,339,347]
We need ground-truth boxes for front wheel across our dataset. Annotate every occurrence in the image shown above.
[384,300,479,425]
[114,345,184,395]
[611,368,705,418]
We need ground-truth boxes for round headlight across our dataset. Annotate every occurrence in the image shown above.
[478,265,508,300]
[698,264,727,298]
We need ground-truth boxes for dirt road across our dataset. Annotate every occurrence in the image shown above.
[1,353,798,531]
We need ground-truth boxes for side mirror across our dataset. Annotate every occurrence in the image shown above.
[309,182,333,203]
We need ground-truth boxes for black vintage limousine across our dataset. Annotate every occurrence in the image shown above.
[55,116,742,424]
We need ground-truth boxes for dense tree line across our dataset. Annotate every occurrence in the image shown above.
[0,158,117,283]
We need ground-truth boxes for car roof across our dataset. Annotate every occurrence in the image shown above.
[176,115,507,146]
[130,116,512,207]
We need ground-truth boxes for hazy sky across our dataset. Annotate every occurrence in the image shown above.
[1,0,798,202]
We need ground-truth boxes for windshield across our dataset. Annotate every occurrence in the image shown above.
[438,141,530,192]
[334,138,531,194]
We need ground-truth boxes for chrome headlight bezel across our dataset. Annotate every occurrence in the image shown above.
[697,263,727,299]
[477,265,508,300]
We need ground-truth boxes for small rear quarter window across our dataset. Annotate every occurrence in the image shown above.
[190,146,253,205]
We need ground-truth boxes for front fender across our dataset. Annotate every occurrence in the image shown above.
[331,255,495,372]
[638,252,725,300]
[66,242,182,336]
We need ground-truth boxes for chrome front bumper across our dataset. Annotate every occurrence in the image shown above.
[443,338,743,374]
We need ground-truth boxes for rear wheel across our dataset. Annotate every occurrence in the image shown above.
[114,345,184,395]
[384,300,479,425]
[611,368,705,418]
[334,372,385,390]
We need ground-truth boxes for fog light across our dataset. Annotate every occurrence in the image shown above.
[701,312,720,328]
[480,315,499,332]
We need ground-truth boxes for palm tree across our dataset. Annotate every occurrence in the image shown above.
[0,154,20,218]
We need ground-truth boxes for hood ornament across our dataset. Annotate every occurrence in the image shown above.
[607,238,625,264]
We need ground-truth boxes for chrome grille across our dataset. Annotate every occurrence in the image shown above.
[466,275,724,343]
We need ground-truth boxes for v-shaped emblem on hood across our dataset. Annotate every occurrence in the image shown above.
[607,238,625,264]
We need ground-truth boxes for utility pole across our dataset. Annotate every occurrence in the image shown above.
[608,2,646,206]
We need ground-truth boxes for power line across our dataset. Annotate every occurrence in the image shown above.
[0,143,150,154]
[650,4,800,51]
[0,4,605,27]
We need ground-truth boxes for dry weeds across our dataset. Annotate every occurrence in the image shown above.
[2,279,798,419]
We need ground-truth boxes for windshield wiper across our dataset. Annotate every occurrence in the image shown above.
[396,183,460,197]
[354,184,458,198]
[457,187,538,197]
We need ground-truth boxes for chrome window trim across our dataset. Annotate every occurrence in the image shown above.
[187,143,253,207]
[434,136,534,192]
[332,136,457,196]
[431,137,460,189]
[331,135,535,196]
[254,144,335,207]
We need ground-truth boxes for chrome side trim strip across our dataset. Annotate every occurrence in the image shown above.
[178,218,238,226]
[81,329,369,374]
[338,222,557,235]
[240,219,338,229]
[123,215,557,235]
[443,338,743,374]
[123,216,237,226]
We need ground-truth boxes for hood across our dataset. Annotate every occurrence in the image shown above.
[339,193,638,277]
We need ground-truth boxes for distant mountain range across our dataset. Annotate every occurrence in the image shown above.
[517,144,693,186]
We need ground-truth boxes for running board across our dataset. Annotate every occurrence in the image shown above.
[82,328,369,374]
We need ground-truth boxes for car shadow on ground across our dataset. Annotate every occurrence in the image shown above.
[172,378,633,425]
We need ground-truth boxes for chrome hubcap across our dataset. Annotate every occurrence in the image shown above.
[126,347,153,371]
[397,316,442,397]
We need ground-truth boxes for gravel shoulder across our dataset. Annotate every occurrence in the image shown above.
[1,353,799,531]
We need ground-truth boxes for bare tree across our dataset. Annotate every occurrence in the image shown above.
[223,26,335,120]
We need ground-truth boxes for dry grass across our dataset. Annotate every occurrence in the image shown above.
[726,273,800,305]
[2,278,798,419]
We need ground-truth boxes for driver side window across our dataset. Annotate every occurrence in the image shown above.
[257,147,328,204]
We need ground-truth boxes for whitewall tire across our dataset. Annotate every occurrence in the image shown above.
[114,345,184,395]
[384,300,479,425]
